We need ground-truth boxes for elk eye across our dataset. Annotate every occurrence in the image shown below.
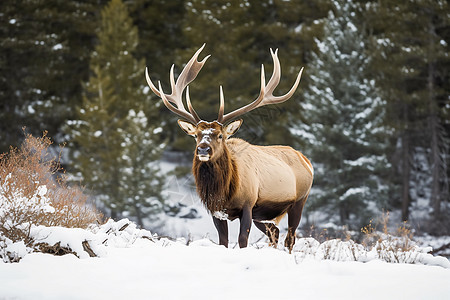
[218,134,223,139]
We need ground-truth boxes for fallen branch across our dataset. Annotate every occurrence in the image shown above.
[82,241,97,257]
[430,242,450,257]
[35,242,76,257]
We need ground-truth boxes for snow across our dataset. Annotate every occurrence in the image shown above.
[2,154,449,298]
[340,187,368,201]
[1,221,450,300]
[153,127,163,134]
[27,104,36,114]
[201,128,215,135]
[52,43,63,51]
[0,175,55,223]
[213,210,228,220]
[1,161,450,295]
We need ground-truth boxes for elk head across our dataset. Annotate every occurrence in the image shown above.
[176,119,242,162]
[145,44,304,162]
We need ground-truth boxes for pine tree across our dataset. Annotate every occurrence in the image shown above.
[69,0,165,223]
[119,109,165,227]
[297,0,391,227]
[72,66,125,217]
[366,0,450,224]
[0,0,108,152]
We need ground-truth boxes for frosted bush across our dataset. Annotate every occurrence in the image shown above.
[0,174,55,226]
[316,239,367,261]
[0,131,102,263]
[0,174,56,244]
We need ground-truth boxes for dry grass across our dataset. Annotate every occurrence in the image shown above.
[361,212,418,263]
[293,212,424,264]
[0,131,103,246]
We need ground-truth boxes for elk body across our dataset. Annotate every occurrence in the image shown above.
[145,45,313,252]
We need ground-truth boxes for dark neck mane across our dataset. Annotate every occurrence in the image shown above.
[192,147,239,212]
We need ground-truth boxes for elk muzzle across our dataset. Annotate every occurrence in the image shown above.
[197,146,211,161]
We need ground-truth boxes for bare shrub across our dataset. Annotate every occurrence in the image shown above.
[361,212,419,263]
[0,131,103,247]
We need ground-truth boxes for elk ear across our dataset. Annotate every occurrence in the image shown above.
[225,119,243,138]
[178,120,197,137]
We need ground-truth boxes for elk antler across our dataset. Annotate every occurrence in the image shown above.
[145,44,210,124]
[217,49,303,124]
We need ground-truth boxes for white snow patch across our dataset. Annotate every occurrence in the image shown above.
[199,135,211,145]
[340,187,368,201]
[1,223,449,299]
[153,127,163,134]
[52,43,63,51]
[213,211,228,220]
[201,128,215,135]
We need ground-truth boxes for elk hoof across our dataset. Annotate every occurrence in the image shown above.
[284,233,295,254]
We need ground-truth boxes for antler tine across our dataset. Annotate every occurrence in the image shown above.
[262,48,304,105]
[218,86,225,124]
[265,48,281,97]
[145,67,161,97]
[157,81,198,124]
[186,86,201,123]
[175,44,211,95]
[145,44,210,124]
[220,49,303,124]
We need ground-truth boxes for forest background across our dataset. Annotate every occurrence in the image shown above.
[1,0,449,236]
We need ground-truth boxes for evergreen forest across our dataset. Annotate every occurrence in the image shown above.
[1,0,449,235]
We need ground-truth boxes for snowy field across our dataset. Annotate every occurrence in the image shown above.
[2,160,449,299]
[1,219,449,300]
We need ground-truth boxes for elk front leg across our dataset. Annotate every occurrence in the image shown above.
[238,205,252,248]
[213,216,228,247]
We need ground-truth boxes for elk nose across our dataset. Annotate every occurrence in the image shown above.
[197,146,210,156]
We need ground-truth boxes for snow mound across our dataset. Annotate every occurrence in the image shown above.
[91,218,154,248]
[293,237,450,268]
[2,219,449,269]
[1,218,155,262]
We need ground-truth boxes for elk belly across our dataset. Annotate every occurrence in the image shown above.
[257,162,297,202]
[252,202,291,223]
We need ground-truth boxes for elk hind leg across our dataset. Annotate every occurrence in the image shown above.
[253,220,279,247]
[285,197,307,253]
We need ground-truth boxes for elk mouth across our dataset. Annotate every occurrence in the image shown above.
[197,146,211,161]
[197,154,210,162]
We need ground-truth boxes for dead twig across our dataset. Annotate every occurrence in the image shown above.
[82,240,97,257]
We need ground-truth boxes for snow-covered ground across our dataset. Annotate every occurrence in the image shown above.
[1,241,449,300]
[2,159,450,299]
[1,219,450,300]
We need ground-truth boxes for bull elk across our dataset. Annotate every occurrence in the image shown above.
[145,45,313,252]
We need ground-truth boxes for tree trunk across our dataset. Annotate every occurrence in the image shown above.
[401,125,411,221]
[110,209,118,220]
[135,204,143,228]
[428,71,441,218]
[427,21,441,218]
